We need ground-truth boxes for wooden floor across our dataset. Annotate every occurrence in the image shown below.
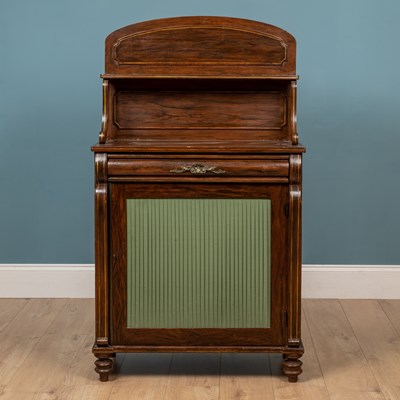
[1,299,400,400]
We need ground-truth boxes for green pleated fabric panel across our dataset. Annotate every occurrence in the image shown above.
[127,199,271,328]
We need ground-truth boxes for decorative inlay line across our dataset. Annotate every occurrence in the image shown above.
[112,26,287,66]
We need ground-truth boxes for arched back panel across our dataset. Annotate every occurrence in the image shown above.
[104,16,296,78]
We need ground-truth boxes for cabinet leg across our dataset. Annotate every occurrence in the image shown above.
[94,354,113,382]
[282,352,303,383]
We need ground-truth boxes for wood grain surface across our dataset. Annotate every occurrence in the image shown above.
[1,299,399,399]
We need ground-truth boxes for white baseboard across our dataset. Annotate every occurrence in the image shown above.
[302,264,400,299]
[0,264,399,299]
[0,264,95,298]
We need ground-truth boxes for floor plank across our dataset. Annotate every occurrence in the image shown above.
[47,384,114,400]
[108,353,172,400]
[303,299,385,400]
[46,298,94,336]
[164,353,220,400]
[4,299,89,395]
[341,299,400,400]
[65,334,105,386]
[0,298,29,333]
[2,298,400,399]
[0,298,67,387]
[0,389,37,400]
[270,308,330,400]
[53,300,99,387]
[219,353,274,400]
[379,299,400,335]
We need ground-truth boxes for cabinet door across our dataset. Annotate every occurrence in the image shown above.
[110,183,288,347]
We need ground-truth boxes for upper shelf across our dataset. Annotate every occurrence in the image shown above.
[105,16,296,78]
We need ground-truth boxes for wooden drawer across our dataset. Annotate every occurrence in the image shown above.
[107,158,289,178]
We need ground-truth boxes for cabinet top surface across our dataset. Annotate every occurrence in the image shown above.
[91,140,305,154]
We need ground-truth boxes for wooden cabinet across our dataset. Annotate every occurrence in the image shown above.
[92,16,305,383]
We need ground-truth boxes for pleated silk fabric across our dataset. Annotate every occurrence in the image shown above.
[127,199,271,328]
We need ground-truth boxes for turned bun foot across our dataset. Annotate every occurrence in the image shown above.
[94,355,113,382]
[282,352,303,383]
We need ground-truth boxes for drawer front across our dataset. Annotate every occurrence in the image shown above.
[107,158,289,178]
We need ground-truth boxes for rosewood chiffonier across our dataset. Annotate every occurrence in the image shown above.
[91,16,305,382]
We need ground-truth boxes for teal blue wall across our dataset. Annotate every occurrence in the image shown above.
[1,0,399,264]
